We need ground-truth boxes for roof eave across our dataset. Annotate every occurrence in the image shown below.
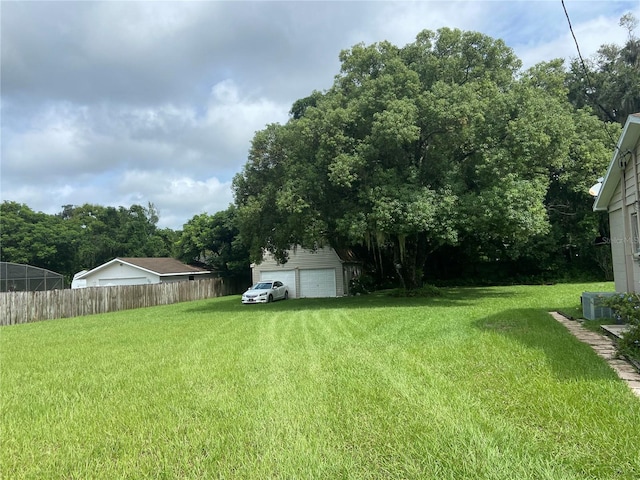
[158,271,210,277]
[76,257,164,279]
[593,114,640,212]
[74,258,121,280]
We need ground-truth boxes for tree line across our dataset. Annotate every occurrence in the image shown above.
[0,202,248,286]
[2,19,638,289]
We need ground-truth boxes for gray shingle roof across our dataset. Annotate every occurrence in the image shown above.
[117,258,210,275]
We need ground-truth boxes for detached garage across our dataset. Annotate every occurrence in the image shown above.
[251,247,361,298]
[72,257,214,288]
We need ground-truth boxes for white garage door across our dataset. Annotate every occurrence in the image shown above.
[299,268,336,298]
[260,270,296,298]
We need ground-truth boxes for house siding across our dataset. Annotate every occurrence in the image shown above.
[596,114,640,293]
[608,180,623,212]
[632,140,640,292]
[252,247,345,298]
[77,260,214,288]
[83,262,159,287]
[609,207,627,292]
[162,273,215,283]
[608,137,640,292]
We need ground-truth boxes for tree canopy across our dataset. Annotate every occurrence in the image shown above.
[0,201,177,283]
[233,27,619,288]
[175,205,250,280]
[567,13,640,125]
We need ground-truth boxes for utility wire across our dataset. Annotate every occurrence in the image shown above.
[561,0,620,150]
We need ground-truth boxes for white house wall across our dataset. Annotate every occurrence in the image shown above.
[161,273,215,283]
[609,138,640,293]
[252,247,345,298]
[632,140,640,292]
[608,181,623,212]
[608,206,627,292]
[98,277,149,286]
[83,262,159,287]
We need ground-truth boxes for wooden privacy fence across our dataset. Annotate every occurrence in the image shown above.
[0,278,233,326]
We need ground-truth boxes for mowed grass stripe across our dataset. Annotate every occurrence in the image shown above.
[2,283,639,479]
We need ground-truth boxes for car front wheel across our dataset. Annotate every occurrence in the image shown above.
[284,291,289,300]
[268,294,273,303]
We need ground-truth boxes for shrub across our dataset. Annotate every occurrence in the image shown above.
[386,284,442,298]
[349,274,375,295]
[604,293,640,363]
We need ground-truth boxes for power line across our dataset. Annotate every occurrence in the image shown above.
[561,0,619,149]
[562,0,588,70]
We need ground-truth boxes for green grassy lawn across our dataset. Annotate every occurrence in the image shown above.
[2,282,639,479]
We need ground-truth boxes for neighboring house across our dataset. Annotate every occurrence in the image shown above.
[593,113,640,292]
[251,247,362,298]
[71,257,214,289]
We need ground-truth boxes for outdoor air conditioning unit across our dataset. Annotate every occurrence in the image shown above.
[581,292,616,320]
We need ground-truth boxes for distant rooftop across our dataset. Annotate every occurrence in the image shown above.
[117,258,210,275]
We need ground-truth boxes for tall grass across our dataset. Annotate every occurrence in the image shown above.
[2,282,639,479]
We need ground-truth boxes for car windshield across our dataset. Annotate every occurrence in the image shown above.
[253,282,273,290]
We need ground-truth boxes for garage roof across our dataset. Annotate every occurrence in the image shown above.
[118,257,210,275]
[76,257,210,280]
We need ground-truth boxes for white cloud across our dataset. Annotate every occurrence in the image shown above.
[1,170,234,230]
[3,80,287,175]
[370,1,488,47]
[118,170,234,229]
[201,79,289,154]
[2,0,637,231]
[82,1,203,57]
[515,10,633,69]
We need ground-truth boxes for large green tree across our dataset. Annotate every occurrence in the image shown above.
[0,202,77,276]
[234,28,610,289]
[0,201,177,283]
[430,69,619,284]
[567,13,640,125]
[176,206,250,281]
[58,203,175,270]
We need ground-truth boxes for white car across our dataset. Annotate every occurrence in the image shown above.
[241,280,289,304]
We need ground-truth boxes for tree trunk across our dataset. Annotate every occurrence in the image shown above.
[396,235,421,290]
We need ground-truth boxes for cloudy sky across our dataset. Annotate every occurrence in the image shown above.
[2,1,638,230]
